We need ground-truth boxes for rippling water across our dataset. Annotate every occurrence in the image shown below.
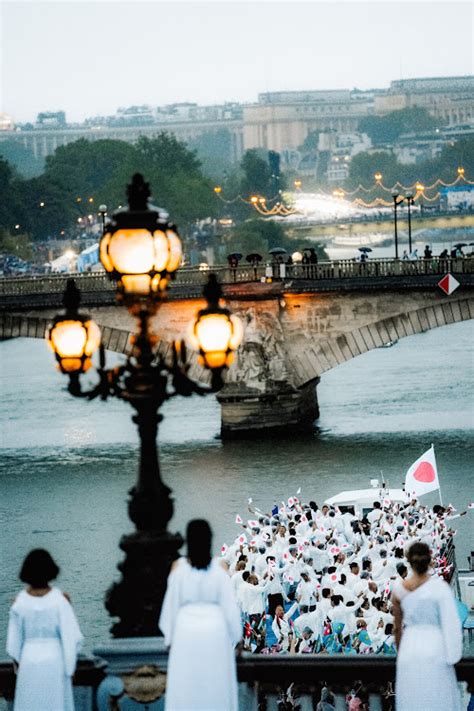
[0,323,473,652]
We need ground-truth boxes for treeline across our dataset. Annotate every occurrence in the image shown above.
[0,134,288,242]
[347,137,474,190]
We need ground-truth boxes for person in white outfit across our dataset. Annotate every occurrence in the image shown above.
[6,549,83,711]
[159,520,242,711]
[392,542,462,711]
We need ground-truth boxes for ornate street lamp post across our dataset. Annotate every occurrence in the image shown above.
[405,192,415,255]
[391,190,404,259]
[47,174,243,637]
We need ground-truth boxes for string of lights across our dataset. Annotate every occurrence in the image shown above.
[212,167,472,212]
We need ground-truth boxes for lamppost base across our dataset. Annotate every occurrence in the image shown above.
[105,530,183,638]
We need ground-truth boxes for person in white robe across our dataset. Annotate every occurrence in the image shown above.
[6,549,83,711]
[392,541,462,711]
[159,519,241,711]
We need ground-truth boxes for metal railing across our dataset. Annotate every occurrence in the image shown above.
[0,654,472,710]
[0,257,473,300]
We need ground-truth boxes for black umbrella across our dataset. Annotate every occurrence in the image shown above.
[454,243,467,249]
[246,253,263,263]
[469,243,474,246]
[227,252,243,260]
[268,247,287,255]
[358,247,373,253]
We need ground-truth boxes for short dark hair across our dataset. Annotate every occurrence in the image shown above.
[407,541,431,574]
[322,588,331,598]
[20,549,59,587]
[373,501,381,509]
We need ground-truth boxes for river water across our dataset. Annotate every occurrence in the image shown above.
[0,324,473,653]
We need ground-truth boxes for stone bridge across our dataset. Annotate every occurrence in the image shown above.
[1,258,473,436]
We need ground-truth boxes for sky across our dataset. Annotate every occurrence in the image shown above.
[1,0,473,123]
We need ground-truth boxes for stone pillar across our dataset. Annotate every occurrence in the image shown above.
[217,304,320,438]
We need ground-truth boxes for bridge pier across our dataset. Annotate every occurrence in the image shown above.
[217,378,320,439]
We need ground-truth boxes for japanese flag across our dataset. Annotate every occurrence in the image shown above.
[221,544,228,557]
[405,445,440,498]
[235,514,243,524]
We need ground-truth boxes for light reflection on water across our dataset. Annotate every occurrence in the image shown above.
[0,323,473,651]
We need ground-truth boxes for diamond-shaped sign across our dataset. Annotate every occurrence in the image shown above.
[438,274,460,295]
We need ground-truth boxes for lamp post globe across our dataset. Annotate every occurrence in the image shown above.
[99,174,182,298]
[47,279,101,375]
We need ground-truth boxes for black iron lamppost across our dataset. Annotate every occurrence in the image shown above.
[391,191,404,259]
[47,174,243,637]
[405,192,415,254]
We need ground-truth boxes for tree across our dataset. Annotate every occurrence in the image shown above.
[135,132,202,176]
[347,151,400,188]
[0,140,44,178]
[359,107,440,146]
[187,129,234,178]
[240,149,272,199]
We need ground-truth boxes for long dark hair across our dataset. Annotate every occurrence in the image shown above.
[187,519,212,570]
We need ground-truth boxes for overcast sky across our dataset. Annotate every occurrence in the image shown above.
[1,0,473,123]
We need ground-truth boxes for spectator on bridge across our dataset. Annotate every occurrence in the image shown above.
[6,549,83,711]
[439,249,449,259]
[423,245,432,260]
[159,519,241,711]
[402,250,410,260]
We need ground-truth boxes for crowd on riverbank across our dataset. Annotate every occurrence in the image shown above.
[222,492,462,655]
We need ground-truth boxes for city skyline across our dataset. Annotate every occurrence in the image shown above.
[2,1,473,123]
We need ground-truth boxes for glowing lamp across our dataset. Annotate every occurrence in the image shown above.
[188,274,243,371]
[47,280,101,374]
[214,186,222,194]
[374,172,383,182]
[416,182,424,192]
[457,166,465,176]
[99,174,182,297]
[250,195,259,204]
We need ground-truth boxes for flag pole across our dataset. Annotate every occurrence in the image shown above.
[432,443,444,506]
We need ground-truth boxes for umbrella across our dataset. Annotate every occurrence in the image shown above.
[268,247,287,255]
[246,253,263,263]
[358,247,373,253]
[227,252,243,260]
[453,243,467,249]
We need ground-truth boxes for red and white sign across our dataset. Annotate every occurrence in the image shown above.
[438,274,460,295]
[405,445,440,498]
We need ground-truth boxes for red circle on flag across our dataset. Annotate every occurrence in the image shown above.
[413,461,435,483]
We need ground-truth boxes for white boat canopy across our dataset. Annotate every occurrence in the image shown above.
[325,488,409,508]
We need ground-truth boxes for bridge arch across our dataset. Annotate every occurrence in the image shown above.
[0,314,133,355]
[289,296,474,388]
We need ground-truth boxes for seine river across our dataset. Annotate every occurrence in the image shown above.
[0,323,473,653]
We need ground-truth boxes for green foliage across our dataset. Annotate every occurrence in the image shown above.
[0,140,44,178]
[0,133,216,240]
[0,229,33,260]
[187,129,234,178]
[347,137,474,189]
[347,151,400,188]
[240,149,272,198]
[300,130,319,152]
[359,107,440,146]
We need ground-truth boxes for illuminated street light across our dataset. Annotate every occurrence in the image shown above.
[48,173,244,637]
[374,172,383,182]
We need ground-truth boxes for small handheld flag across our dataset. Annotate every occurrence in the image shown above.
[235,514,243,524]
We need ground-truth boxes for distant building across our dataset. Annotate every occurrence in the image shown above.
[36,111,66,128]
[243,89,376,153]
[374,76,474,126]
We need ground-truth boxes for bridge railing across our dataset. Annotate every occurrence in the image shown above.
[0,654,473,710]
[0,257,473,298]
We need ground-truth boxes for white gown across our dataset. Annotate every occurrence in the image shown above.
[393,577,462,711]
[159,557,242,711]
[6,588,83,711]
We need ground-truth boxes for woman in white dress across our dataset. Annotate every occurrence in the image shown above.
[6,549,83,711]
[392,542,462,711]
[159,519,242,711]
